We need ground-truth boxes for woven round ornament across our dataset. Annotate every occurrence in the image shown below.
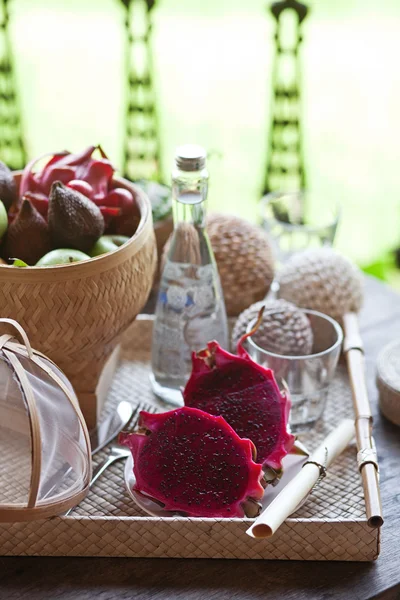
[376,339,400,426]
[277,248,363,323]
[231,299,313,355]
[206,213,274,316]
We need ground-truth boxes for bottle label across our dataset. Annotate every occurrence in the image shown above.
[151,261,228,380]
[160,262,217,316]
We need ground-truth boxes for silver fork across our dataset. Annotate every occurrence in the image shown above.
[64,402,158,516]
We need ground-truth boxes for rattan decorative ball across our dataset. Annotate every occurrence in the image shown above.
[231,299,313,356]
[206,213,274,316]
[277,248,363,323]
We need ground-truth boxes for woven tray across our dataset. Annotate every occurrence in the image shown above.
[0,317,380,561]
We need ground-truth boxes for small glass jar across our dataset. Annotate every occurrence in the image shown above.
[260,191,340,267]
[246,309,343,432]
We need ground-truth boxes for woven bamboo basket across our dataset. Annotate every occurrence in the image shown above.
[0,175,157,428]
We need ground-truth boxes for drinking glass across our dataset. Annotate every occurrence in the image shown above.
[246,309,343,432]
[259,191,340,266]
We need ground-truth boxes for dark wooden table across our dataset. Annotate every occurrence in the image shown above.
[1,276,400,600]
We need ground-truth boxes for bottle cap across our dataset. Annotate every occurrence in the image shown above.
[175,145,206,171]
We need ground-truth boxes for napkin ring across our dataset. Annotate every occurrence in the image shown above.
[302,460,327,479]
[357,447,378,472]
[302,447,328,490]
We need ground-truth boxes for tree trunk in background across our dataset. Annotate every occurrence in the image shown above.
[122,0,162,183]
[0,0,26,170]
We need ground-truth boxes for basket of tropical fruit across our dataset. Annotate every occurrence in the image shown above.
[0,145,157,427]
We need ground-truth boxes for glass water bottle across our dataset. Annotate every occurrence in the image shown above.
[150,144,228,405]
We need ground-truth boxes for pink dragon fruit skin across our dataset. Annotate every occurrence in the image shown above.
[20,146,98,199]
[17,145,128,211]
[119,407,264,518]
[13,146,141,236]
[183,336,295,474]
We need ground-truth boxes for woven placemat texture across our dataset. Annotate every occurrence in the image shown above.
[0,317,380,560]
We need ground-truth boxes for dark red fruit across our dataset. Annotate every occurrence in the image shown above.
[4,199,51,265]
[104,188,134,215]
[99,206,121,217]
[67,179,93,198]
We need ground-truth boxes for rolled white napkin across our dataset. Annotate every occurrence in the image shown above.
[247,418,355,539]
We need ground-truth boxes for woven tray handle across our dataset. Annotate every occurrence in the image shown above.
[0,318,33,358]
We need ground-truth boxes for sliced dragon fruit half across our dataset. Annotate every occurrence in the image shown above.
[183,311,295,483]
[119,406,264,518]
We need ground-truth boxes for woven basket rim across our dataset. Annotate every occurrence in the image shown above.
[58,514,370,524]
[0,175,153,282]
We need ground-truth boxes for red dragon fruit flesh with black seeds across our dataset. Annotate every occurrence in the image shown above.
[119,407,265,518]
[183,309,295,482]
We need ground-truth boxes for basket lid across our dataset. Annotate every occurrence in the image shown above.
[0,319,91,522]
[376,339,400,427]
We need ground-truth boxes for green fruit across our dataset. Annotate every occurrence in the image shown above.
[0,199,8,239]
[110,235,130,246]
[11,258,28,267]
[36,249,91,266]
[89,235,129,257]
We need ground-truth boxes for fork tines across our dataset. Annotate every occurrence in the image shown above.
[126,401,159,431]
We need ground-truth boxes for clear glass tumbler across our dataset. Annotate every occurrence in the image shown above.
[259,191,340,266]
[246,309,343,432]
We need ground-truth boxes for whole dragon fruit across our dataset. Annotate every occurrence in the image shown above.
[15,146,136,235]
[19,146,114,209]
[120,407,264,518]
[183,310,295,482]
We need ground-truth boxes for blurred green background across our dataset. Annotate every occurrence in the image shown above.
[7,0,400,285]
